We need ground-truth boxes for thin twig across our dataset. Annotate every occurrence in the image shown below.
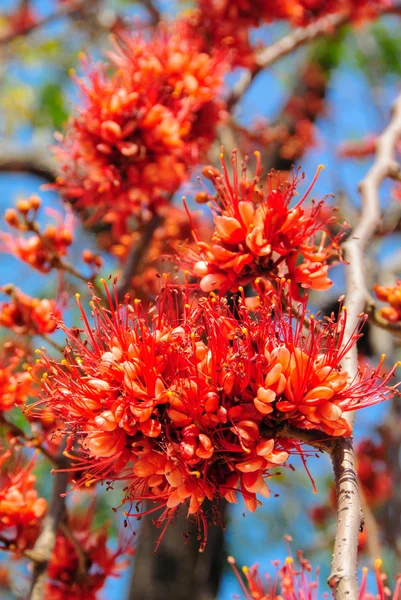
[138,0,161,26]
[227,11,348,109]
[227,4,401,110]
[0,0,86,46]
[0,415,59,467]
[328,92,401,600]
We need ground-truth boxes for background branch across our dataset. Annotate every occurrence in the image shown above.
[26,449,69,600]
[328,91,401,600]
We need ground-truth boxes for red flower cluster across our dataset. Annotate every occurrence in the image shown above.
[1,196,74,273]
[189,0,388,68]
[374,281,401,322]
[0,286,62,335]
[178,153,345,295]
[0,452,47,553]
[51,23,228,237]
[0,344,33,412]
[36,282,397,541]
[45,510,131,600]
[230,548,401,600]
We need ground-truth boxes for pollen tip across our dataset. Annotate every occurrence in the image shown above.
[375,559,383,568]
[227,556,236,565]
[35,348,40,353]
[381,353,386,360]
[254,151,261,157]
[68,67,76,76]
[75,293,80,300]
[285,556,293,564]
[100,278,105,284]
[242,566,249,574]
[238,286,244,292]
[318,164,325,170]
[254,278,261,284]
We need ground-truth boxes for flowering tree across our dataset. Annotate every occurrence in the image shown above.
[2,1,401,599]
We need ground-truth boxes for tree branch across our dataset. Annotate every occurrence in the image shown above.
[0,142,57,183]
[227,11,348,109]
[0,0,87,46]
[328,92,401,600]
[26,449,69,600]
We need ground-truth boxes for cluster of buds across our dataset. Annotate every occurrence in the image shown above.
[0,343,33,412]
[0,196,74,273]
[0,285,62,335]
[45,510,132,600]
[374,281,401,323]
[35,281,397,541]
[0,451,47,553]
[51,22,228,238]
[178,152,346,296]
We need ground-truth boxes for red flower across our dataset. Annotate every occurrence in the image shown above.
[178,152,346,295]
[35,282,397,545]
[0,286,63,335]
[51,22,228,237]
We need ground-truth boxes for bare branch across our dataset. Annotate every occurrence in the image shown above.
[328,92,401,600]
[0,142,57,183]
[228,4,401,109]
[137,0,161,26]
[0,0,87,46]
[227,11,348,108]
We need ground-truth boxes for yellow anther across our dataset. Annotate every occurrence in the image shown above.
[318,164,325,170]
[254,151,261,158]
[242,566,249,574]
[75,293,80,300]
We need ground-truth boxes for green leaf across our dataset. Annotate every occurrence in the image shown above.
[37,82,69,130]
